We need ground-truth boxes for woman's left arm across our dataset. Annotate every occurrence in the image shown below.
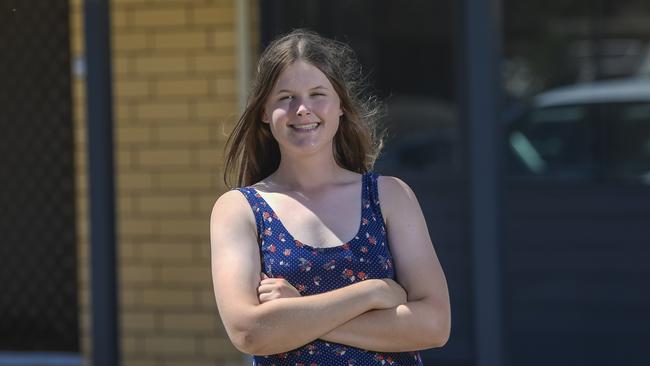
[319,176,451,352]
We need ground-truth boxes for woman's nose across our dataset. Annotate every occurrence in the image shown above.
[296,103,311,116]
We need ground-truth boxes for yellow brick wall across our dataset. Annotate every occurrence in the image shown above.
[70,1,259,365]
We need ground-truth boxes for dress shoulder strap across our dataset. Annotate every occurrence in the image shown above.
[234,187,265,243]
[366,172,387,225]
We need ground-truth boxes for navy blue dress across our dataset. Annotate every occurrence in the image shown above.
[237,172,423,366]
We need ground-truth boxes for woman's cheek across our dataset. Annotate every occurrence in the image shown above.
[324,99,342,116]
[270,108,290,122]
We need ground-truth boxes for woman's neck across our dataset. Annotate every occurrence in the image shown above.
[267,149,355,192]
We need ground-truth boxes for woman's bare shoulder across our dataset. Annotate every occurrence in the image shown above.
[377,175,418,201]
[376,175,421,223]
[210,189,256,233]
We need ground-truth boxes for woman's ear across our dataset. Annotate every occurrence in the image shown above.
[261,109,270,123]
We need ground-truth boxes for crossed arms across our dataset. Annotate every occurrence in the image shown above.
[210,177,451,356]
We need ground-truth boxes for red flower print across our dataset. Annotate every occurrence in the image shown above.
[299,258,312,272]
[295,239,304,248]
[268,244,276,253]
[362,217,369,225]
[341,242,350,250]
[296,284,306,292]
[278,233,286,242]
[262,211,272,222]
[322,260,336,271]
[357,271,366,280]
[283,248,291,256]
[366,232,377,245]
[342,269,356,282]
[360,246,368,253]
[264,227,272,236]
[378,255,393,270]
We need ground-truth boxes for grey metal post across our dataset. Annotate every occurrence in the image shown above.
[83,0,120,365]
[457,0,506,365]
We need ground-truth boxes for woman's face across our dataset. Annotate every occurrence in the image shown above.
[262,60,343,156]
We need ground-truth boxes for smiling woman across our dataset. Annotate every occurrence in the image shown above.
[210,29,450,366]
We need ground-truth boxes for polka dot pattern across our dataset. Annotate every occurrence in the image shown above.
[236,172,423,366]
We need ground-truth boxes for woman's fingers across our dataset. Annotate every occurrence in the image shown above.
[258,292,272,303]
[257,277,301,303]
[257,286,284,303]
[260,277,287,285]
[257,283,275,293]
[257,281,283,296]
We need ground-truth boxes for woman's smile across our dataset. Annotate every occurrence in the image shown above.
[289,122,321,132]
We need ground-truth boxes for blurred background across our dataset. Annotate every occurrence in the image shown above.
[1,0,649,365]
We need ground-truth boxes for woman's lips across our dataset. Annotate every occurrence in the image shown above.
[290,122,320,131]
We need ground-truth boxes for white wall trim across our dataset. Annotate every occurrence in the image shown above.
[236,0,252,114]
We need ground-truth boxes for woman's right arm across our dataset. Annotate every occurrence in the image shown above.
[210,190,405,356]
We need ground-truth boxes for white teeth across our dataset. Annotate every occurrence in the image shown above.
[292,123,319,130]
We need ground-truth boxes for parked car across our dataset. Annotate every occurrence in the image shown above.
[376,78,650,184]
[506,77,650,184]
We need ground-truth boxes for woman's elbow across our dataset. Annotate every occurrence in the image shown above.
[223,315,267,355]
[421,308,451,349]
[430,312,451,348]
[229,324,278,356]
[227,326,257,354]
[432,323,450,348]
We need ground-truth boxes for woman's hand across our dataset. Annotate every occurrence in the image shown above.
[370,278,408,309]
[257,273,301,303]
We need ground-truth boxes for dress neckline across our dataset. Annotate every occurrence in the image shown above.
[249,172,369,251]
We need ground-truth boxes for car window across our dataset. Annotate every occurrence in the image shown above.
[605,102,650,183]
[508,105,596,181]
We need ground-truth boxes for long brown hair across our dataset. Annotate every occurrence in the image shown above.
[223,29,384,188]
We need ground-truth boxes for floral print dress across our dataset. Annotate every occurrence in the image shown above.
[236,172,423,366]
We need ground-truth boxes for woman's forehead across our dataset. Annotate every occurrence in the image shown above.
[272,61,334,91]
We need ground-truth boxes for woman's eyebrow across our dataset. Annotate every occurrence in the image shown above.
[275,85,329,94]
[310,85,329,90]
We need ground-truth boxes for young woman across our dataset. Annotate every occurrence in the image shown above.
[210,29,450,365]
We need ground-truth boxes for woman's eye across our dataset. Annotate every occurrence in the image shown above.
[311,93,325,97]
[279,95,293,101]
